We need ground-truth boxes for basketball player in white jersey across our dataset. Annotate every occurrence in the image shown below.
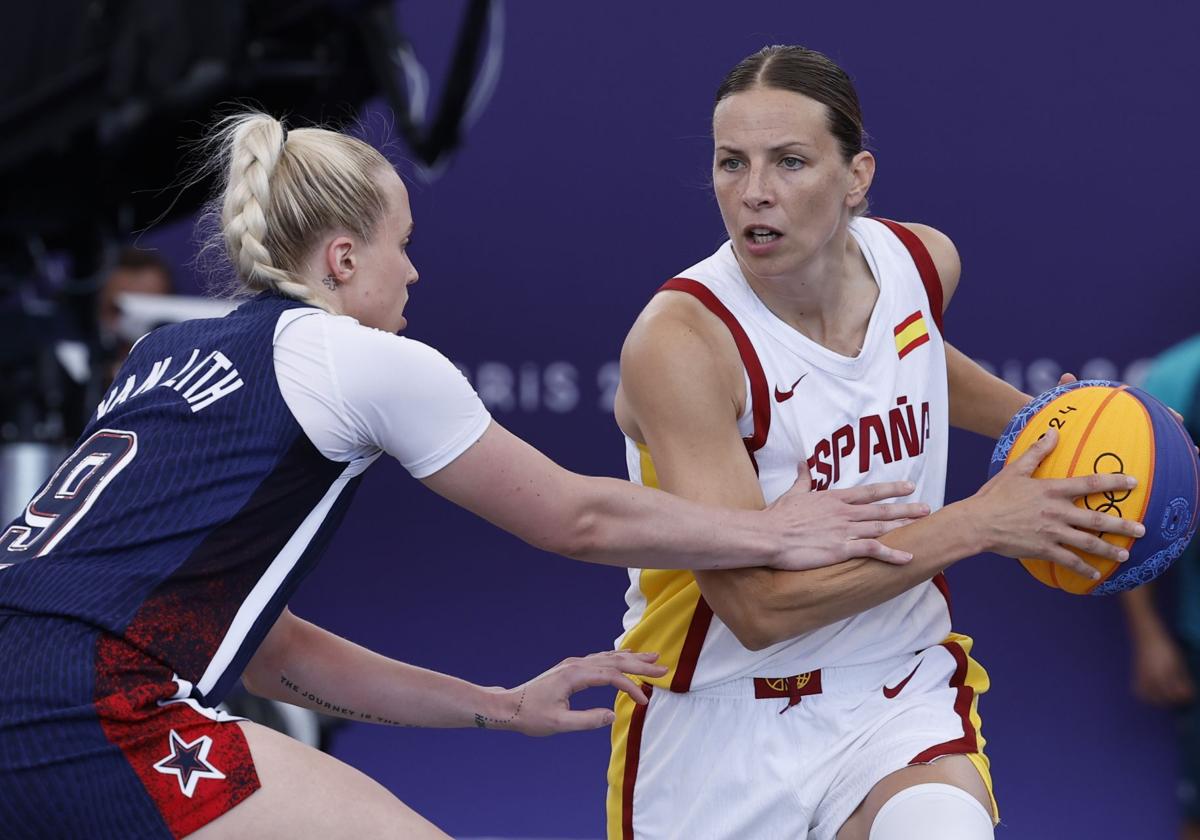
[606,46,1144,840]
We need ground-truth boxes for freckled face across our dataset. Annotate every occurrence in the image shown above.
[712,87,858,280]
[343,169,419,333]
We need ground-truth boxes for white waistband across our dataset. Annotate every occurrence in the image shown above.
[678,651,920,698]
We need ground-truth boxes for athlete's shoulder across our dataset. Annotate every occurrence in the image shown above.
[627,243,742,350]
[280,308,446,364]
[275,310,468,426]
[624,280,740,374]
[620,281,745,429]
[874,219,961,310]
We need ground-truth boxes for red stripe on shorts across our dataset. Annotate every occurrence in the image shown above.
[909,639,978,765]
[622,684,653,840]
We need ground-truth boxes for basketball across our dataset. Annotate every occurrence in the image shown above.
[989,380,1200,594]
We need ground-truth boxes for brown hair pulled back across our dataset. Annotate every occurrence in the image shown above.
[715,46,865,165]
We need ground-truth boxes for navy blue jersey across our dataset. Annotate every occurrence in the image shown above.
[0,294,366,706]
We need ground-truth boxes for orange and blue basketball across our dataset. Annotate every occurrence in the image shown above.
[988,380,1200,595]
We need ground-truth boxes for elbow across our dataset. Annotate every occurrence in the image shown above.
[717,598,821,652]
[721,608,808,652]
[531,510,594,560]
[526,473,604,560]
[569,506,605,560]
[730,622,775,652]
[541,496,604,561]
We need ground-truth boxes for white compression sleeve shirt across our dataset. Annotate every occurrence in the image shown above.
[271,308,491,477]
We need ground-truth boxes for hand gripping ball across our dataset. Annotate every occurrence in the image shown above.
[989,380,1200,594]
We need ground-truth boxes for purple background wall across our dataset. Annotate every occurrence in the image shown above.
[145,1,1199,836]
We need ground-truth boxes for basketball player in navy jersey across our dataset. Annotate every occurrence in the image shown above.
[607,46,1145,840]
[0,114,939,839]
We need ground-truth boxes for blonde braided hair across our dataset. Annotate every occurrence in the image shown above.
[208,112,392,310]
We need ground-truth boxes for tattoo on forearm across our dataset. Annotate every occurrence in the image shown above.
[474,686,526,729]
[277,673,410,727]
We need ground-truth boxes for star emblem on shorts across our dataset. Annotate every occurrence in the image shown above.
[152,729,226,798]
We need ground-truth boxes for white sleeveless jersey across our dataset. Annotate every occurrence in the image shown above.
[616,217,954,692]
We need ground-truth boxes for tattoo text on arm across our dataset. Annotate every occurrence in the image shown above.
[277,673,410,727]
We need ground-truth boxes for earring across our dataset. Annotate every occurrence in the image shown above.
[322,274,338,291]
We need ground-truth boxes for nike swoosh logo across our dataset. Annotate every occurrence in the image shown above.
[882,661,922,699]
[774,373,809,403]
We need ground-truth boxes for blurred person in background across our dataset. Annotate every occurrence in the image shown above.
[96,246,176,377]
[1121,334,1200,840]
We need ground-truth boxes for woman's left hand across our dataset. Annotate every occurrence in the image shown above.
[485,650,667,737]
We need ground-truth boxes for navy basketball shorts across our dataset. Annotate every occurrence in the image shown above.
[0,613,260,838]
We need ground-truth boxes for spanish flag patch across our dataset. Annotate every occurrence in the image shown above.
[894,310,930,359]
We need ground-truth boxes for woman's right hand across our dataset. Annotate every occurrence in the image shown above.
[962,428,1145,578]
[763,464,932,571]
[494,650,668,737]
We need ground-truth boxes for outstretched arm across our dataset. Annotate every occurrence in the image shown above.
[241,609,667,735]
[420,419,924,573]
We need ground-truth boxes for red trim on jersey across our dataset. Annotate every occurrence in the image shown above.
[932,572,953,620]
[659,278,771,456]
[874,219,945,334]
[657,278,766,693]
[909,640,978,765]
[670,598,714,693]
[621,684,653,840]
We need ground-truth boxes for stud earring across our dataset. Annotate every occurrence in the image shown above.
[322,274,338,291]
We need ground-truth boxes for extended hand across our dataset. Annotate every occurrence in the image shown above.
[763,464,931,571]
[964,427,1144,578]
[488,650,667,737]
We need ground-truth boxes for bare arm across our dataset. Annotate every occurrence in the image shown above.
[240,609,667,735]
[698,432,1141,648]
[702,509,979,649]
[419,418,921,573]
[946,343,1031,437]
